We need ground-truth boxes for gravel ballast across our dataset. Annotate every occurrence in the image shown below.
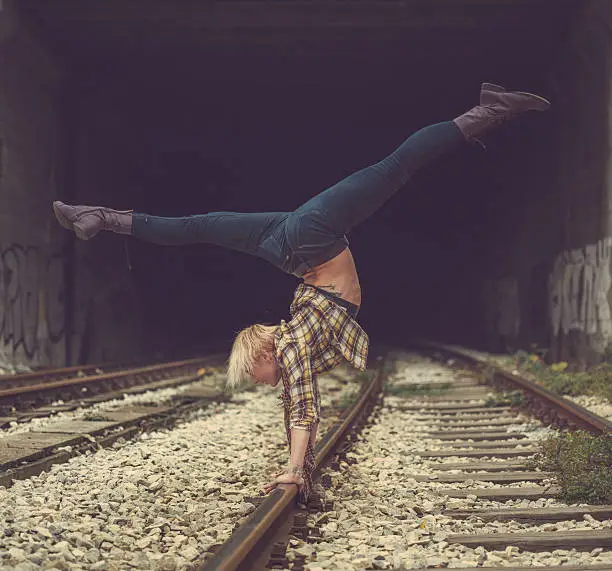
[0,366,365,570]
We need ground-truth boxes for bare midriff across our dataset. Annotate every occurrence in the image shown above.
[301,247,362,307]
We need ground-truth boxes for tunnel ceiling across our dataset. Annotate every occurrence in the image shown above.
[21,0,579,85]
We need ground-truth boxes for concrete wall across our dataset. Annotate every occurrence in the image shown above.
[0,1,149,368]
[0,1,67,370]
[478,0,612,367]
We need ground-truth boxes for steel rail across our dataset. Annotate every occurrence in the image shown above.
[0,357,175,389]
[0,357,211,400]
[0,342,228,389]
[200,356,386,571]
[0,357,223,414]
[409,340,612,434]
[0,362,119,389]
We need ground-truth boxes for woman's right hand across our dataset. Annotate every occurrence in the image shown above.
[262,471,304,495]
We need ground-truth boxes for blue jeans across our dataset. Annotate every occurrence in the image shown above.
[132,121,464,276]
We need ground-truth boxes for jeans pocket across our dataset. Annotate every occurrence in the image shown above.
[257,231,293,272]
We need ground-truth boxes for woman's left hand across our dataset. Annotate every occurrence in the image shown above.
[262,471,303,495]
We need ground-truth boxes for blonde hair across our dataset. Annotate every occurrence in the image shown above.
[226,324,278,389]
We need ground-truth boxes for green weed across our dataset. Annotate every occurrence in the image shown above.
[532,431,612,504]
[484,390,525,408]
[335,388,361,411]
[511,350,612,402]
[354,371,373,386]
[82,414,112,422]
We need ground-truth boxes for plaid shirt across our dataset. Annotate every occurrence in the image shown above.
[275,283,369,430]
[275,283,369,502]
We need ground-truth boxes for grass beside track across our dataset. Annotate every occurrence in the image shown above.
[531,431,612,504]
[498,350,612,403]
[484,390,525,408]
[335,371,373,410]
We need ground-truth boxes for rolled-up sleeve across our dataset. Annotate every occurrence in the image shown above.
[280,342,320,431]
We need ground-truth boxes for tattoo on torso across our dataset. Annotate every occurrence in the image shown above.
[318,284,342,296]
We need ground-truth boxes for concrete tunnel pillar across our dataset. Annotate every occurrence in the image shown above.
[0,0,69,371]
[545,0,612,366]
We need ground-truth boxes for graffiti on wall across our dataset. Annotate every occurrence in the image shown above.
[548,237,612,341]
[483,276,521,343]
[0,244,65,360]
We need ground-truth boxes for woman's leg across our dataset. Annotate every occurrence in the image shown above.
[294,121,462,236]
[131,211,286,253]
[52,201,290,269]
[295,84,550,236]
[132,211,291,271]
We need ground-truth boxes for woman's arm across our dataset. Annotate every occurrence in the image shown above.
[262,342,319,494]
[289,427,311,468]
[287,423,317,472]
[262,423,318,494]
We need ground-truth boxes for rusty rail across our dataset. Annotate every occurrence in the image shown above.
[409,340,612,434]
[0,361,143,390]
[199,356,386,571]
[0,357,222,413]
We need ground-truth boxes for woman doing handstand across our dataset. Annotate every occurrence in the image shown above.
[53,82,550,501]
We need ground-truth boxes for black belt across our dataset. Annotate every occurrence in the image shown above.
[313,286,360,318]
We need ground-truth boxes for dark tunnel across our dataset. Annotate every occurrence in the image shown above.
[7,0,597,365]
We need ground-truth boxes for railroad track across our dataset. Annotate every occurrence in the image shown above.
[411,340,611,434]
[199,346,611,571]
[198,356,387,571]
[0,360,156,390]
[0,362,382,570]
[1,363,110,388]
[0,356,223,420]
[0,356,226,488]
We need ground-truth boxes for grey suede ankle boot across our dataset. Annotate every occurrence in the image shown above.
[53,201,133,240]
